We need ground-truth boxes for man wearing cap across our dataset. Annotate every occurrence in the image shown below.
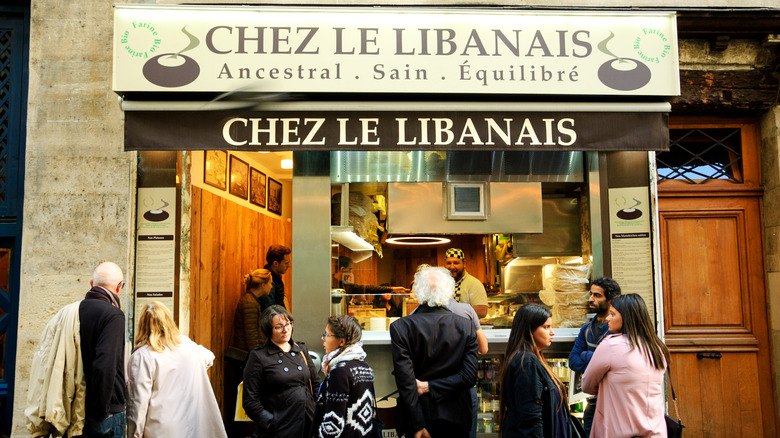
[444,248,488,319]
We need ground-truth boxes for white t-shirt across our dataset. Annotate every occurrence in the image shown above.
[454,271,488,307]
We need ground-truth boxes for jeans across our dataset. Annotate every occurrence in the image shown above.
[470,387,478,438]
[83,411,126,438]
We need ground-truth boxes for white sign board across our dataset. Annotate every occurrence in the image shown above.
[134,187,177,321]
[608,187,655,320]
[114,6,679,96]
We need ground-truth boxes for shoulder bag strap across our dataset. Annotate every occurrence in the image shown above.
[667,363,681,421]
[295,343,314,396]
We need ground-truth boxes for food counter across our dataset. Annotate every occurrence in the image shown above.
[360,326,580,345]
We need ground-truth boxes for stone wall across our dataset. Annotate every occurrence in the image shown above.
[761,106,780,417]
[10,0,135,435]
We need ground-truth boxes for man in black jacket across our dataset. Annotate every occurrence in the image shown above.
[264,244,291,309]
[390,266,478,438]
[79,261,126,437]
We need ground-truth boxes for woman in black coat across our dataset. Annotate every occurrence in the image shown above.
[500,303,571,438]
[243,305,321,438]
[311,315,376,438]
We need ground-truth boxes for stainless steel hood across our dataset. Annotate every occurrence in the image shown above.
[388,182,543,234]
[331,150,584,183]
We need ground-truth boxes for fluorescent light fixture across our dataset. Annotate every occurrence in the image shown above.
[281,159,293,169]
[385,236,452,245]
[331,226,374,251]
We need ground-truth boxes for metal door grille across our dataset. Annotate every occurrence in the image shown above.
[0,30,9,212]
[657,128,743,184]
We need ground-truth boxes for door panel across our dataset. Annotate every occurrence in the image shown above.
[670,351,762,438]
[660,195,775,437]
[663,210,748,332]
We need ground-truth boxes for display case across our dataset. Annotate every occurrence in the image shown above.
[475,349,586,436]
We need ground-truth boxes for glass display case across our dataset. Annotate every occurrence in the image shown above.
[475,352,585,437]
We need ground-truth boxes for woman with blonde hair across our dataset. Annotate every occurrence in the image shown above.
[234,268,274,351]
[127,301,227,438]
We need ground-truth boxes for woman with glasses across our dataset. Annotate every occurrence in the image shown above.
[581,294,669,437]
[126,302,227,437]
[311,315,376,438]
[243,305,321,437]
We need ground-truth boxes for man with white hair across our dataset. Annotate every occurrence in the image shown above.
[390,267,478,438]
[80,261,127,437]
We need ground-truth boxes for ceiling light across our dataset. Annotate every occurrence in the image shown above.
[281,159,293,169]
[385,236,452,245]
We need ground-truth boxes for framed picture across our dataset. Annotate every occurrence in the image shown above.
[204,150,227,190]
[268,177,283,215]
[229,155,249,199]
[249,167,267,208]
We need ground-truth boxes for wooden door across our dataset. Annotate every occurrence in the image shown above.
[658,118,778,437]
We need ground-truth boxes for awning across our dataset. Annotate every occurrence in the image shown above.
[123,101,669,152]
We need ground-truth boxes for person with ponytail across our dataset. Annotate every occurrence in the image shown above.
[310,315,376,437]
[582,294,669,437]
[500,303,570,438]
[127,301,227,438]
[233,268,274,352]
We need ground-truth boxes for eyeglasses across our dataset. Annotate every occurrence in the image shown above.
[321,332,337,340]
[273,322,293,333]
[117,281,125,291]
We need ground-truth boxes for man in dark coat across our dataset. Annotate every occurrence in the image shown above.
[263,244,291,309]
[390,266,478,438]
[79,261,127,437]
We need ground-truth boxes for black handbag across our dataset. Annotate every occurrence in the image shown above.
[371,395,384,438]
[568,413,587,438]
[666,366,684,438]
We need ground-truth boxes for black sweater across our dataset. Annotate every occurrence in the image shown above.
[79,286,126,421]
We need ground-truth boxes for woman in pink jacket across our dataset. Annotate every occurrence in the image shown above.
[581,294,670,438]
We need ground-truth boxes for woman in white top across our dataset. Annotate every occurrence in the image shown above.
[127,301,227,438]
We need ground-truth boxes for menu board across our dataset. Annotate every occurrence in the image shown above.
[608,187,654,320]
[134,187,177,320]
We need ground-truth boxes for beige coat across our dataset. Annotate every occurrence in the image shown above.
[25,301,87,437]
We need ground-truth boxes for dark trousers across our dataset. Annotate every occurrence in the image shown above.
[425,420,470,438]
[583,397,597,436]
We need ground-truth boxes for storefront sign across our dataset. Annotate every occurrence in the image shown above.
[124,110,668,151]
[608,187,655,321]
[113,6,679,96]
[134,187,177,320]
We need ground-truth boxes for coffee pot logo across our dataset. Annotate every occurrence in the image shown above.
[142,27,201,88]
[596,32,652,91]
[615,196,643,220]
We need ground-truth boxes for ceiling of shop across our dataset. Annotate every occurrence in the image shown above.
[264,151,292,180]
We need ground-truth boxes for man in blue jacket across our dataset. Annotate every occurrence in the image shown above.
[568,277,621,436]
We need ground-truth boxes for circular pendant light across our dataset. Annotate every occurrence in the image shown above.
[385,236,451,245]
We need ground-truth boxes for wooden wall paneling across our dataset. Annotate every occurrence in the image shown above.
[190,186,294,416]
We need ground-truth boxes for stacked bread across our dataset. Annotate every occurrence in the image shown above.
[539,263,590,328]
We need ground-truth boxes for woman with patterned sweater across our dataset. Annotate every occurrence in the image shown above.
[311,315,376,438]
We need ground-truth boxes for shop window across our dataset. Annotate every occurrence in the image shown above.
[657,128,743,184]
